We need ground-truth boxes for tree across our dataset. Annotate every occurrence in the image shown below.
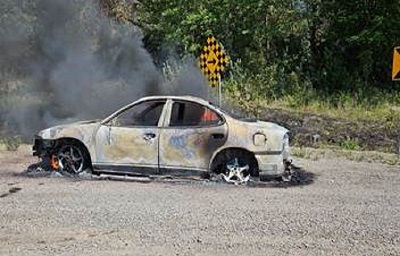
[308,0,400,94]
[138,1,308,73]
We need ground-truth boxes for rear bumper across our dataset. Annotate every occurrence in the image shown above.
[255,152,290,177]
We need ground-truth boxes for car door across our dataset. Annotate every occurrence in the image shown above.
[94,100,166,173]
[159,100,228,174]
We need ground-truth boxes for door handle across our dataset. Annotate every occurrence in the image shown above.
[143,133,156,140]
[211,133,225,139]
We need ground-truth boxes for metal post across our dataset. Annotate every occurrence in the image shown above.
[397,134,400,155]
[218,74,222,107]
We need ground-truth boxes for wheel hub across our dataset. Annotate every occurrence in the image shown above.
[221,158,250,185]
[57,145,84,174]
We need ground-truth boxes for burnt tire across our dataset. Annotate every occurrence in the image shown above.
[56,143,90,175]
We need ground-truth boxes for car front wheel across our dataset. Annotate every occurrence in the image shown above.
[56,144,88,174]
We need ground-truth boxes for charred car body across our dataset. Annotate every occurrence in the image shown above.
[33,96,291,183]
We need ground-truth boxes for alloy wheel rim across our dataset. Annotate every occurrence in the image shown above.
[222,157,250,184]
[57,145,84,174]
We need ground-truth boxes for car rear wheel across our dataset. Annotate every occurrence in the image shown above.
[212,150,258,184]
[55,144,88,174]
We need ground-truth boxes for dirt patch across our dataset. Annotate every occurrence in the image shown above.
[0,187,22,198]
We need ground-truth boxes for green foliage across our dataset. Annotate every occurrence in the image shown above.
[310,0,400,93]
[2,135,22,151]
[338,138,361,151]
[2,0,399,101]
[291,147,308,158]
[100,0,138,24]
[1,0,400,152]
[137,0,400,103]
[293,146,400,165]
[224,63,280,117]
[138,0,308,73]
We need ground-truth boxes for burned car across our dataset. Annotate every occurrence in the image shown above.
[33,96,291,183]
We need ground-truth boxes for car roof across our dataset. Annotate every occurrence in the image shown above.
[102,95,228,124]
[138,95,213,106]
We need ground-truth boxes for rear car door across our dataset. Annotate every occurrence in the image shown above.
[94,100,166,173]
[159,100,228,174]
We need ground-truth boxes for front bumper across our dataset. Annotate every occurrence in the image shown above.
[32,137,43,157]
[32,137,57,157]
[32,137,60,171]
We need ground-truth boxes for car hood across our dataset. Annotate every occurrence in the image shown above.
[36,120,102,141]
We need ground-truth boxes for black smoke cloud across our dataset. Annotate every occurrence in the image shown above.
[0,0,209,138]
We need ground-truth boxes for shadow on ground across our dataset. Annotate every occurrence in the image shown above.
[21,163,315,188]
[249,164,315,188]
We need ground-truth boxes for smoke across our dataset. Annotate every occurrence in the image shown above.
[162,56,210,99]
[0,0,209,139]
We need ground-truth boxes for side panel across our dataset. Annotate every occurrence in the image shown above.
[223,117,285,153]
[159,124,228,171]
[94,125,159,170]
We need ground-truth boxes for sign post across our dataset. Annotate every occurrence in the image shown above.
[392,47,400,155]
[218,74,222,106]
[199,36,229,106]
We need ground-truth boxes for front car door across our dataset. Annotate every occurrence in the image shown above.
[94,100,166,174]
[159,100,228,175]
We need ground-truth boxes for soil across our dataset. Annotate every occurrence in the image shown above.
[0,145,399,256]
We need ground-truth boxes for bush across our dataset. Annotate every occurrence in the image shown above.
[338,137,360,151]
[3,136,22,151]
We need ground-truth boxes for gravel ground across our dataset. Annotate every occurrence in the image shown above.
[0,145,399,256]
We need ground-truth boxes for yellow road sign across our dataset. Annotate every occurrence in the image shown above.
[392,47,400,81]
[200,36,229,87]
[206,49,218,73]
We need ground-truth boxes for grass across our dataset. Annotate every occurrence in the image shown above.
[292,146,400,166]
[1,136,22,151]
[223,72,400,125]
[267,99,400,124]
[338,138,360,151]
[223,83,400,151]
[222,78,400,154]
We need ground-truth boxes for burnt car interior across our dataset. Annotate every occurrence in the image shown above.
[112,101,165,127]
[170,101,222,127]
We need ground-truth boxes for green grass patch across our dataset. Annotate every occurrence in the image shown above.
[338,138,360,151]
[292,146,400,166]
[223,70,400,125]
[1,136,22,151]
